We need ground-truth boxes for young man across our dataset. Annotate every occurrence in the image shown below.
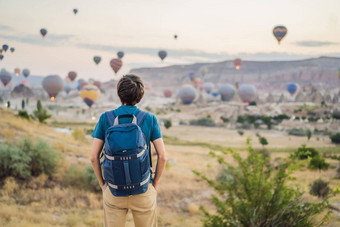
[90,74,167,227]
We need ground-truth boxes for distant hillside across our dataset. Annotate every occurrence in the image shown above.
[130,57,340,91]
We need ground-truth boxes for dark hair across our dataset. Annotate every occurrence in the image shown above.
[117,74,144,105]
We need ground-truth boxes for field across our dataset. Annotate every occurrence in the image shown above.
[1,107,340,226]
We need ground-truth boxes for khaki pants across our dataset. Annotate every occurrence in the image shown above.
[103,184,157,227]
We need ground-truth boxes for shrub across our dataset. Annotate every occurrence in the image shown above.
[330,133,340,144]
[308,156,329,173]
[336,166,340,179]
[64,165,84,188]
[189,117,216,127]
[193,138,330,226]
[163,119,172,129]
[220,116,229,123]
[72,128,87,142]
[288,128,306,136]
[291,144,319,160]
[237,130,244,136]
[259,136,268,147]
[17,110,30,120]
[248,101,256,106]
[332,112,340,120]
[83,165,101,192]
[310,179,330,198]
[306,129,312,141]
[33,100,51,123]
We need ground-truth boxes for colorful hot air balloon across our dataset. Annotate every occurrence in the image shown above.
[10,47,15,53]
[273,25,287,44]
[2,44,8,52]
[117,51,124,59]
[238,84,257,103]
[0,55,4,61]
[14,68,20,76]
[178,86,196,104]
[64,85,72,94]
[42,75,64,101]
[110,58,123,74]
[22,69,30,78]
[174,34,178,39]
[40,28,47,37]
[163,89,172,98]
[80,84,100,108]
[73,9,78,14]
[93,56,101,65]
[0,69,12,86]
[286,83,298,96]
[68,71,77,81]
[233,58,242,70]
[219,84,236,102]
[204,82,214,94]
[93,81,102,89]
[158,50,167,61]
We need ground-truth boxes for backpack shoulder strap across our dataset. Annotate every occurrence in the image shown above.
[136,110,148,127]
[105,110,116,126]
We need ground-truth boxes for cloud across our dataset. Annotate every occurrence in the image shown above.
[0,33,76,46]
[0,24,12,31]
[295,41,339,47]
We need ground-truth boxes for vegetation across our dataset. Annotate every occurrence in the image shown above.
[21,99,25,110]
[189,116,216,127]
[33,100,52,123]
[194,138,330,227]
[17,110,30,120]
[332,111,340,120]
[309,179,330,198]
[7,101,10,108]
[163,118,172,129]
[237,130,244,136]
[288,128,306,137]
[307,129,312,140]
[308,155,330,173]
[248,101,257,106]
[258,136,268,147]
[330,133,340,144]
[291,144,319,160]
[72,128,87,142]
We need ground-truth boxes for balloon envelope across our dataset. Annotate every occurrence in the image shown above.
[158,50,167,61]
[178,86,196,104]
[93,56,101,65]
[163,89,172,98]
[233,58,242,70]
[204,82,214,94]
[238,84,257,103]
[42,75,64,100]
[2,44,8,52]
[22,69,30,78]
[64,85,72,94]
[174,34,178,39]
[40,28,47,37]
[0,69,12,86]
[219,84,236,102]
[73,9,78,14]
[117,51,124,59]
[110,58,123,74]
[80,84,100,108]
[14,68,20,76]
[10,47,15,53]
[273,25,287,44]
[286,83,298,95]
[68,71,77,81]
[93,81,102,89]
[0,55,4,60]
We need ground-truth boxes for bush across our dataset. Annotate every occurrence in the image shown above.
[189,117,216,127]
[193,138,330,226]
[163,118,172,129]
[248,101,256,106]
[72,128,87,142]
[291,144,319,160]
[237,130,244,136]
[330,133,340,144]
[64,165,84,188]
[259,136,268,147]
[310,179,330,198]
[17,110,30,120]
[220,116,229,123]
[332,112,340,120]
[306,129,312,141]
[33,100,51,123]
[83,165,101,192]
[308,155,329,173]
[288,128,306,136]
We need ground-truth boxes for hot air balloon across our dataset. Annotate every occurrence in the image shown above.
[10,47,15,53]
[78,81,88,91]
[14,68,20,76]
[110,58,123,74]
[93,81,102,89]
[40,28,47,37]
[238,84,257,103]
[234,58,242,70]
[178,86,196,104]
[80,84,100,108]
[64,85,72,95]
[204,82,214,94]
[22,69,30,78]
[68,71,77,81]
[219,84,236,102]
[286,83,298,96]
[42,75,64,101]
[2,44,8,52]
[117,51,124,59]
[163,89,172,98]
[0,69,12,86]
[65,76,71,84]
[73,9,78,14]
[199,66,208,77]
[174,34,178,39]
[0,55,4,61]
[93,56,101,65]
[273,25,287,44]
[158,50,167,61]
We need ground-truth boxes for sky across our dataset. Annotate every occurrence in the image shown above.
[0,0,339,81]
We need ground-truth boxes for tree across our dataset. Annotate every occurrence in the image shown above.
[7,101,10,108]
[193,138,331,226]
[259,136,268,148]
[33,100,51,123]
[307,129,312,141]
[308,155,329,173]
[310,179,330,198]
[163,118,172,130]
[21,99,25,110]
[330,133,340,144]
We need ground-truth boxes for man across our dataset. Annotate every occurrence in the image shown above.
[90,74,167,227]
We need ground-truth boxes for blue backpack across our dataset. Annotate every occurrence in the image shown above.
[100,110,152,196]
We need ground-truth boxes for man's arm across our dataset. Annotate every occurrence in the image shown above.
[151,138,167,191]
[90,138,105,188]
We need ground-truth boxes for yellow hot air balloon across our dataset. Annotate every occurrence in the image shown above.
[80,84,100,108]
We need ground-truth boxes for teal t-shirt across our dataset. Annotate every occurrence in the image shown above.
[91,105,162,144]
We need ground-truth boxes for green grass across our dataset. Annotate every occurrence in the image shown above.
[50,121,96,127]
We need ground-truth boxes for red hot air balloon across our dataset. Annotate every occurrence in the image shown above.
[110,58,123,74]
[163,89,172,98]
[68,71,77,82]
[273,25,287,44]
[234,58,242,70]
[40,28,47,38]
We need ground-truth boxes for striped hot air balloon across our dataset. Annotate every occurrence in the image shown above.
[80,84,100,108]
[110,58,123,74]
[273,25,287,44]
[0,69,12,86]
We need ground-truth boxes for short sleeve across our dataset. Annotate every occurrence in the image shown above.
[91,114,106,141]
[150,114,162,141]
